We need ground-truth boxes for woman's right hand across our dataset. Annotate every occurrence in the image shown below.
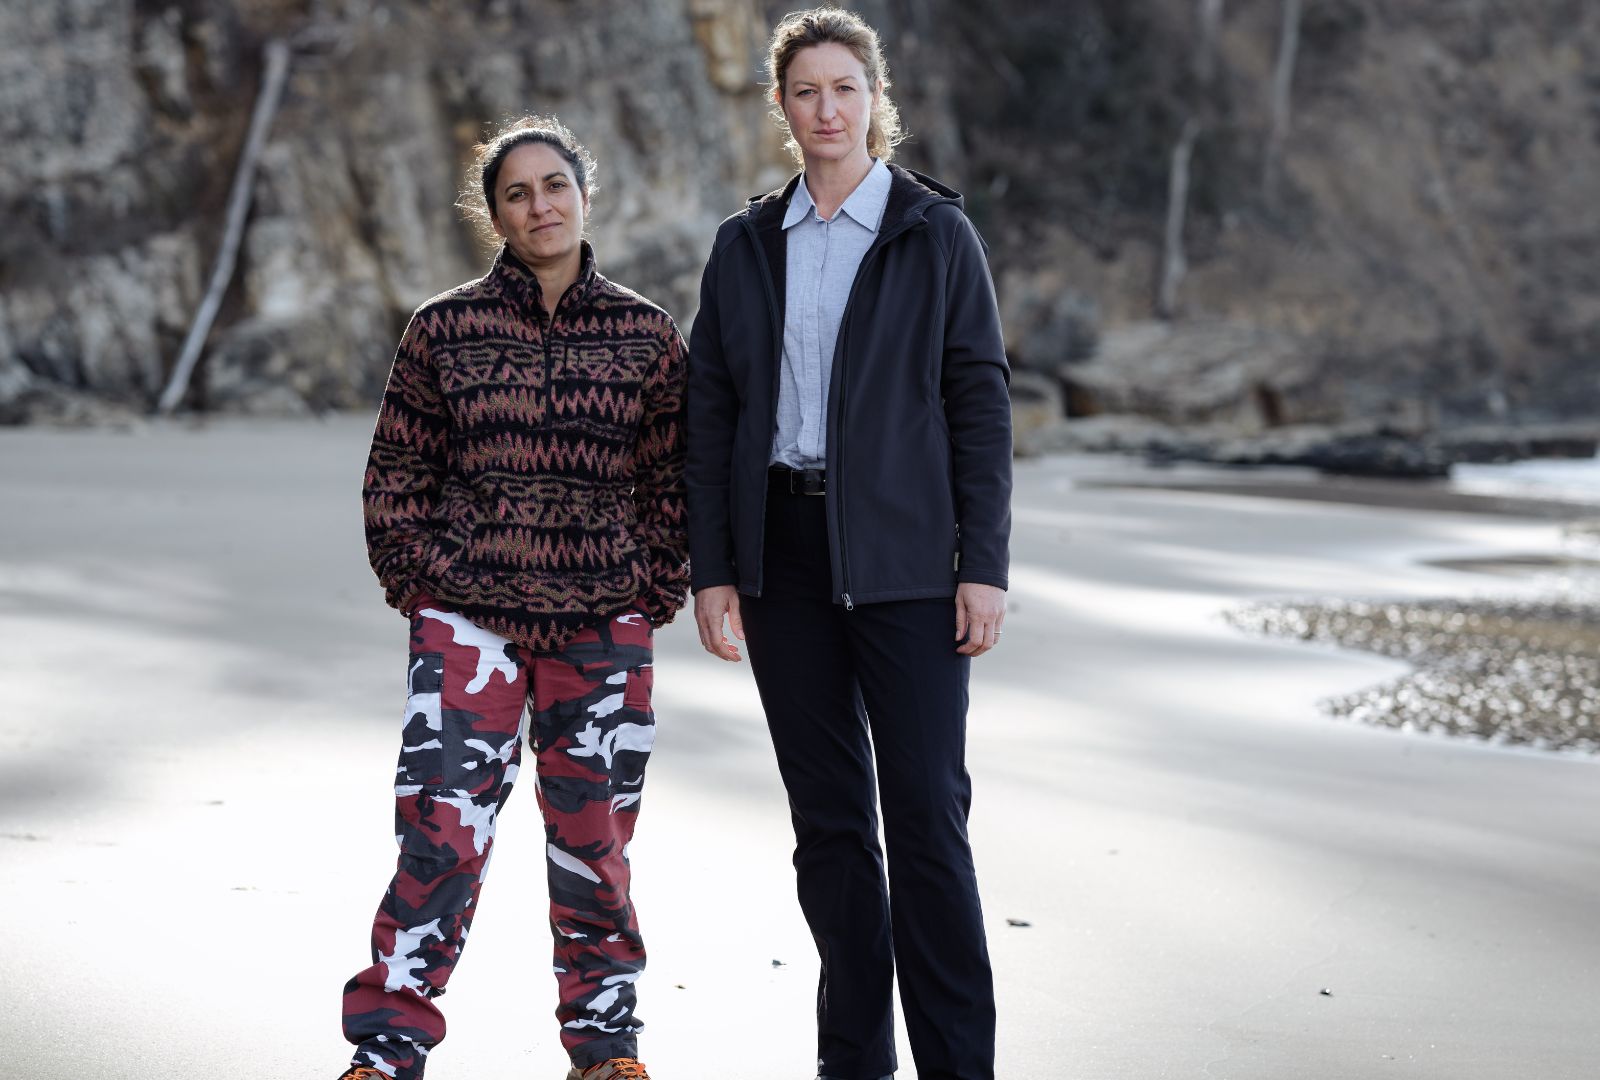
[694,585,745,662]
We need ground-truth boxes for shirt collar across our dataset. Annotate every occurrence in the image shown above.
[783,158,892,232]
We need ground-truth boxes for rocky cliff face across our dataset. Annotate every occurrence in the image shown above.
[951,0,1600,430]
[2,0,1597,433]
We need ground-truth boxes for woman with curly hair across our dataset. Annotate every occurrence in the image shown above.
[338,116,685,1080]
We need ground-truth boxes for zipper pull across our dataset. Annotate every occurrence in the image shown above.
[842,592,854,611]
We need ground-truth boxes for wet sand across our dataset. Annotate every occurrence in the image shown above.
[3,419,1599,1080]
[1077,468,1599,520]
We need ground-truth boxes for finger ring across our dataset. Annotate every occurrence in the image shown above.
[994,630,1003,638]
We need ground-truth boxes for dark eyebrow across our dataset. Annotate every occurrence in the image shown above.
[501,171,570,192]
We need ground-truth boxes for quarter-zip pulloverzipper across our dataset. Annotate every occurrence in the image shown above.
[539,307,554,426]
[537,278,587,429]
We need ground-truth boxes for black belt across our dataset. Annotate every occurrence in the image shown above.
[769,465,826,495]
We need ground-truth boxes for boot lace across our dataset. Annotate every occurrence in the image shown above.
[587,1061,650,1080]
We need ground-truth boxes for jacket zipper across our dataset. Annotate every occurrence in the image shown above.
[540,310,554,427]
[739,218,786,596]
[828,207,946,610]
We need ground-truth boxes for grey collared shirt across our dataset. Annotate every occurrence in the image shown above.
[770,158,892,469]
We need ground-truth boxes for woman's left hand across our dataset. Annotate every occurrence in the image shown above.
[955,583,1006,657]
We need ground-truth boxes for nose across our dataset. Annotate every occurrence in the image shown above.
[818,90,838,120]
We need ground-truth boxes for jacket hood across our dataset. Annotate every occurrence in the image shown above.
[741,164,962,235]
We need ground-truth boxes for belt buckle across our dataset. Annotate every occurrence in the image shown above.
[774,465,825,495]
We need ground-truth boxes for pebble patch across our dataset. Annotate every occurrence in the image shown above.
[1226,596,1600,753]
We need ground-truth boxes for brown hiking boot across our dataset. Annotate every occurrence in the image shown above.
[565,1059,651,1080]
[337,1069,388,1080]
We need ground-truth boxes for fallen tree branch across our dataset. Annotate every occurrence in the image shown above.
[1262,0,1302,208]
[156,37,291,415]
[1158,0,1224,318]
[1158,117,1200,319]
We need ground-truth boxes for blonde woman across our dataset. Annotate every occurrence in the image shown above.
[688,10,1011,1080]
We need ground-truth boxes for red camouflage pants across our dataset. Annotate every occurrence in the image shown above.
[342,598,655,1077]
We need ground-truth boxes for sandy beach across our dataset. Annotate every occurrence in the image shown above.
[3,417,1598,1080]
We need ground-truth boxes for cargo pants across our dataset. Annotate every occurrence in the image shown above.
[341,598,655,1077]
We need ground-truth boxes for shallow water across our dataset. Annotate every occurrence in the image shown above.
[1453,455,1600,506]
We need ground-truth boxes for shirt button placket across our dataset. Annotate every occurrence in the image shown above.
[810,216,830,463]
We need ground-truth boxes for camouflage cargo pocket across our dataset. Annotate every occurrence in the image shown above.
[622,662,652,712]
[396,651,448,791]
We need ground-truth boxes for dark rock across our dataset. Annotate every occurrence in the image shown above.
[1025,417,1453,479]
[1197,427,1452,479]
[1018,414,1203,457]
[1433,423,1600,464]
[1060,320,1322,430]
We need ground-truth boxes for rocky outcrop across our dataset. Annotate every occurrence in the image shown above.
[1023,415,1600,478]
[1058,319,1323,429]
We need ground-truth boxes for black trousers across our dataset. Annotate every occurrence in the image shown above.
[741,477,996,1080]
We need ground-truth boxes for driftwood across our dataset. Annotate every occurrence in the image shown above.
[156,38,292,415]
[1157,117,1199,319]
[1195,0,1224,85]
[1262,0,1303,207]
[1157,0,1224,318]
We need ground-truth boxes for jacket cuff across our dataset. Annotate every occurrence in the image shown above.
[690,568,739,591]
[640,575,689,627]
[385,577,426,614]
[956,568,1009,590]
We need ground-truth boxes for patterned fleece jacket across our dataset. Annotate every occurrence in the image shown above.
[362,241,689,653]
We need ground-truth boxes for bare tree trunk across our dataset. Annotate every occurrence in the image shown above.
[1158,0,1223,318]
[1262,0,1302,208]
[157,38,292,415]
[1196,0,1224,84]
[1158,117,1199,319]
[897,0,966,180]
